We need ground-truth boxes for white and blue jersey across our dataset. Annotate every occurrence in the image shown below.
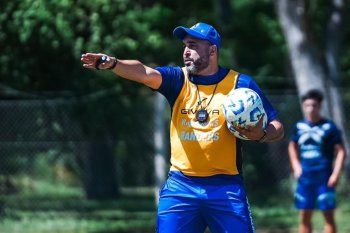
[291,119,343,210]
[291,119,343,173]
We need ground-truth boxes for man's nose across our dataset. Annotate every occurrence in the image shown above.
[184,48,191,57]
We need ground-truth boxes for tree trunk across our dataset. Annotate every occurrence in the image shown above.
[325,0,350,172]
[275,0,349,173]
[274,0,330,116]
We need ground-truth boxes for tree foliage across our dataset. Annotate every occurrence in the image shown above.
[0,0,296,93]
[1,0,350,92]
[1,0,349,195]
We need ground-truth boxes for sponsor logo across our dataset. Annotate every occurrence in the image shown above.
[181,108,220,115]
[180,131,220,141]
[181,118,219,128]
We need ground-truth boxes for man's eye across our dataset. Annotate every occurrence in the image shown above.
[183,44,196,49]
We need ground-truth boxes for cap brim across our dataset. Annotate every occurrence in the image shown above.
[173,26,208,41]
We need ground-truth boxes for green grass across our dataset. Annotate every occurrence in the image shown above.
[1,178,350,233]
[0,178,156,233]
[253,196,350,233]
[0,194,156,233]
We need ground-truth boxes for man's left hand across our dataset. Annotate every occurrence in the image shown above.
[233,114,265,141]
[327,174,339,188]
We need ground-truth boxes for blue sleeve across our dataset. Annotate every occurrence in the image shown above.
[330,123,343,145]
[236,73,278,122]
[290,123,299,142]
[155,66,184,108]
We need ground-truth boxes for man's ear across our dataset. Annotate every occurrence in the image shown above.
[209,45,217,56]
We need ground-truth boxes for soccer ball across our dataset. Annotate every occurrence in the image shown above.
[222,88,267,140]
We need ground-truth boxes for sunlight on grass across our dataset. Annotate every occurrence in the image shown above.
[1,177,350,233]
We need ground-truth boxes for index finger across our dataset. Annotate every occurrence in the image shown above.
[81,53,103,64]
[256,113,265,127]
[81,53,103,59]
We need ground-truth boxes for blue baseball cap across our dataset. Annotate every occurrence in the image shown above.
[173,22,222,49]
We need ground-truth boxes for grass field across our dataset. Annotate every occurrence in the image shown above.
[1,179,350,233]
[253,198,350,233]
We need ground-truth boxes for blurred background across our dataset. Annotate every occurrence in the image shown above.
[0,0,350,232]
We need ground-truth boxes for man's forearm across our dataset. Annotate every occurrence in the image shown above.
[331,144,346,178]
[81,53,162,89]
[288,142,301,173]
[111,59,162,89]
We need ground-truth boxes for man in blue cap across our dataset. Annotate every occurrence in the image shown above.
[81,22,284,233]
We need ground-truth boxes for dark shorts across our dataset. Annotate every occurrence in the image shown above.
[156,171,255,233]
[295,171,336,210]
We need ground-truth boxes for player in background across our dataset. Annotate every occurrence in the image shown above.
[81,22,284,233]
[288,89,346,233]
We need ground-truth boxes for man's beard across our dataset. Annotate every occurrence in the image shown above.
[185,55,210,75]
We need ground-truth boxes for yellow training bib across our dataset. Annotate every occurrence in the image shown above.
[170,68,241,176]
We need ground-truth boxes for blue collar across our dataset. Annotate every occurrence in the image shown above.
[189,66,229,85]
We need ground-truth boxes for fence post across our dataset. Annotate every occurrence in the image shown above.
[153,93,167,205]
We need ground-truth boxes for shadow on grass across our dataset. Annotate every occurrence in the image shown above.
[1,192,155,212]
[0,188,156,233]
[2,188,350,233]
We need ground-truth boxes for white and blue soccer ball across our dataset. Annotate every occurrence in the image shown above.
[222,88,267,140]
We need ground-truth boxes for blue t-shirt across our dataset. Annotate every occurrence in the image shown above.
[290,119,343,173]
[155,66,277,123]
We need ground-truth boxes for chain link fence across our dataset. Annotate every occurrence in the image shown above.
[0,90,349,226]
[0,95,157,196]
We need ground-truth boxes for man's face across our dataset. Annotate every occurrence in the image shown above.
[182,36,212,75]
[302,98,321,120]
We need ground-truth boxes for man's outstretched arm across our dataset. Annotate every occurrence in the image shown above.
[81,53,162,89]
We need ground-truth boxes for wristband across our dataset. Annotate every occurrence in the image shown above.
[107,57,118,70]
[95,55,108,70]
[257,129,268,143]
[95,56,118,70]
